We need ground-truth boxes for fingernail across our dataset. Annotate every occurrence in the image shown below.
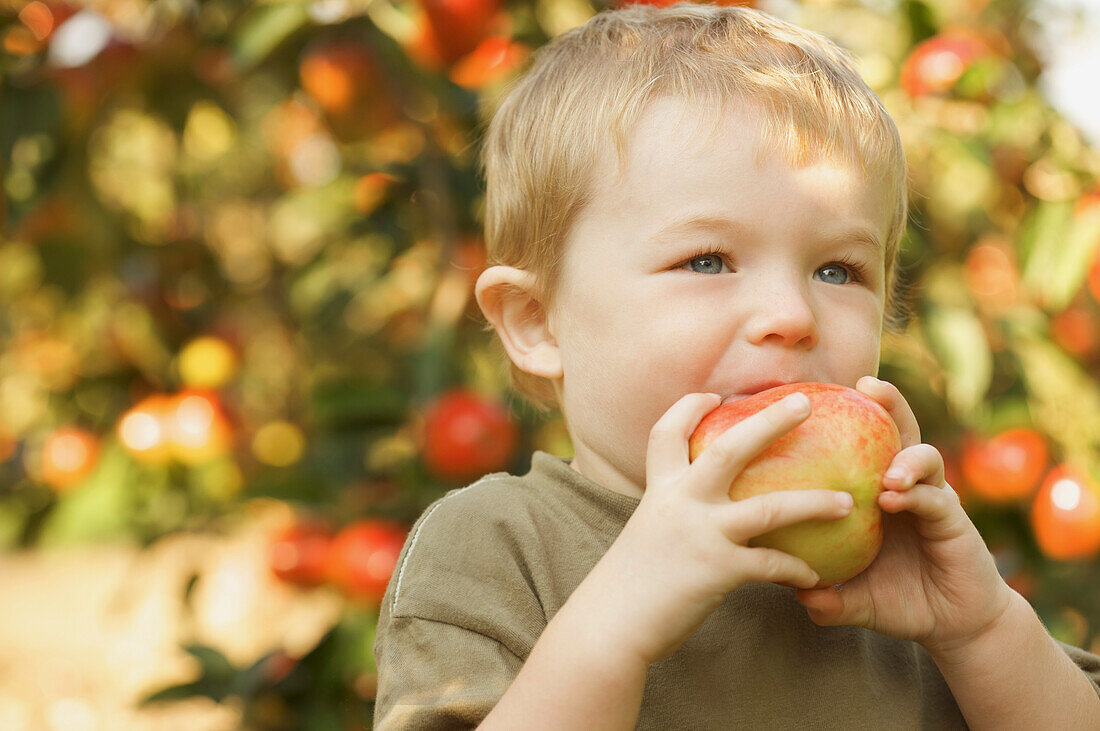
[885,467,905,480]
[786,393,810,414]
[836,492,854,509]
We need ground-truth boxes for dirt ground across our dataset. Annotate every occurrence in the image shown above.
[0,504,345,730]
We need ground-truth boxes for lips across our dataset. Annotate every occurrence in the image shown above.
[720,378,811,404]
[740,379,792,394]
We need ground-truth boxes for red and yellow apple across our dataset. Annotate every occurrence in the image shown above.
[688,382,901,587]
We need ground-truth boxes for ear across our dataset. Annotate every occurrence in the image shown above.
[474,266,563,380]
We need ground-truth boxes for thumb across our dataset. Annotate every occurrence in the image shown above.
[795,584,871,628]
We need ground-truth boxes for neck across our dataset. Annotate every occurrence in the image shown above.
[567,443,645,501]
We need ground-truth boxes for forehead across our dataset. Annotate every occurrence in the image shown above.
[588,96,893,240]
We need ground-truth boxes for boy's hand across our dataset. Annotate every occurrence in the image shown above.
[603,391,855,667]
[794,376,1018,656]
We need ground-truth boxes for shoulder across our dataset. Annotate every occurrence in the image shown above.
[385,469,549,619]
[414,470,539,529]
[403,470,544,563]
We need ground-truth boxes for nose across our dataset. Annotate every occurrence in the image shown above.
[743,276,819,348]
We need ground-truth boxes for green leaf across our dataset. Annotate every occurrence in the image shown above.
[926,135,996,225]
[955,57,1005,100]
[231,1,310,71]
[1019,200,1100,312]
[0,501,26,550]
[139,645,239,705]
[983,395,1033,435]
[140,680,215,705]
[184,644,237,680]
[36,443,141,547]
[922,304,993,417]
[234,650,282,698]
[310,378,407,428]
[1011,333,1100,459]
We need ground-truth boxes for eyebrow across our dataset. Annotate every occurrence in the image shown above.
[643,214,884,255]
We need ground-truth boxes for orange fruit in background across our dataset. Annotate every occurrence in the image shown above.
[960,427,1048,502]
[41,426,100,491]
[940,443,969,507]
[449,36,529,89]
[298,39,398,137]
[1050,304,1100,361]
[166,388,235,465]
[118,393,175,464]
[963,238,1018,311]
[1030,464,1100,561]
[417,0,504,66]
[1077,188,1100,305]
[0,429,15,463]
[1089,251,1100,306]
[300,40,373,114]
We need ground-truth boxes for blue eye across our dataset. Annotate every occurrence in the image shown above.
[816,264,850,284]
[816,258,867,285]
[679,252,868,284]
[684,253,726,274]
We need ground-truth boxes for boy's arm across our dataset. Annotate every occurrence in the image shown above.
[478,528,651,730]
[927,592,1100,731]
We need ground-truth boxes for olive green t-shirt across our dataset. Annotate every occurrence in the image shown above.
[373,450,1100,729]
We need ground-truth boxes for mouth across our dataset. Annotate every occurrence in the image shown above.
[720,379,805,405]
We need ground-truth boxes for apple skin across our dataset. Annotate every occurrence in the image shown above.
[688,382,901,588]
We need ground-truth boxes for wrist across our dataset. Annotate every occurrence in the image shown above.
[924,588,1030,667]
[483,592,649,731]
[558,538,660,670]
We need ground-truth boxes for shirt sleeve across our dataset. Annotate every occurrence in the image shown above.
[372,480,547,729]
[373,615,524,729]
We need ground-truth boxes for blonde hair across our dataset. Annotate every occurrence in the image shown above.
[479,2,910,411]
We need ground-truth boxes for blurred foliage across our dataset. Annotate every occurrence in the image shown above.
[2,0,1100,726]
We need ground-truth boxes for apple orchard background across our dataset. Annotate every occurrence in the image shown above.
[2,0,1100,727]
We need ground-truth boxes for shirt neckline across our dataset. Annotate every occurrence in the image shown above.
[528,450,641,533]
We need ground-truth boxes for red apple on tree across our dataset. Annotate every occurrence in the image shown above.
[899,31,991,98]
[1030,464,1100,561]
[415,0,504,66]
[961,427,1049,503]
[688,382,901,588]
[267,520,334,587]
[326,519,409,605]
[421,388,519,481]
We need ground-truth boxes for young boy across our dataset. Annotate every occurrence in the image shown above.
[373,4,1100,728]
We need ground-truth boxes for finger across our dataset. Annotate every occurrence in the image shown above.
[718,489,854,544]
[646,392,722,487]
[795,585,872,628]
[883,443,946,492]
[688,392,811,500]
[856,376,920,448]
[739,546,821,590]
[878,483,968,540]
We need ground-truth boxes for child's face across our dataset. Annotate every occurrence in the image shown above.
[547,96,893,499]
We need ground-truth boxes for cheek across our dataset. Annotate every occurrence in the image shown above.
[559,309,729,435]
[820,305,882,376]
